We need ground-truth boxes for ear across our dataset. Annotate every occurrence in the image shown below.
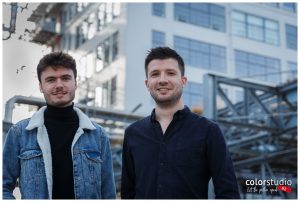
[181,76,187,87]
[145,79,149,91]
[75,80,77,89]
[39,82,43,93]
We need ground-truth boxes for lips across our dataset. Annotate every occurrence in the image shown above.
[157,88,169,91]
[52,91,67,95]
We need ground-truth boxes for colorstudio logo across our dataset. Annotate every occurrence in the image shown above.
[245,178,293,194]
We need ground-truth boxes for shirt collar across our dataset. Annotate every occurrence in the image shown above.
[150,105,190,123]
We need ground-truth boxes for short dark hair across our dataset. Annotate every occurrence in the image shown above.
[37,51,77,82]
[144,46,185,77]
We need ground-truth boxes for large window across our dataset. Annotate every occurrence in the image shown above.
[174,3,225,32]
[95,76,118,108]
[152,30,165,47]
[62,4,78,26]
[235,50,281,83]
[232,11,279,45]
[286,24,297,50]
[96,32,119,72]
[97,3,121,31]
[110,76,117,105]
[75,13,97,48]
[263,3,297,13]
[287,62,297,81]
[152,3,165,17]
[76,3,89,13]
[112,32,119,61]
[174,36,226,72]
[282,3,297,13]
[183,82,203,107]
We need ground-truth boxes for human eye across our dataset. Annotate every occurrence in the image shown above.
[62,76,72,81]
[45,77,55,83]
[150,72,159,77]
[167,71,176,76]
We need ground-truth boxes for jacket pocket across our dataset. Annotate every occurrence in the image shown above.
[81,150,103,188]
[85,151,103,163]
[18,150,43,160]
[18,149,45,184]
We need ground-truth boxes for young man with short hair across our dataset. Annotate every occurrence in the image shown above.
[3,52,116,199]
[121,47,240,199]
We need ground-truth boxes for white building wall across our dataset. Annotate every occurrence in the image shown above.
[66,3,296,115]
[124,3,155,115]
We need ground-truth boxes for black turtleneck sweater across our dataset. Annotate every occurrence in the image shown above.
[44,104,79,199]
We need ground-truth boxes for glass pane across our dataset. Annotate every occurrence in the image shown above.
[190,40,201,51]
[211,15,225,32]
[190,3,208,11]
[283,3,296,12]
[248,25,264,41]
[232,21,246,36]
[153,3,165,17]
[210,4,225,16]
[265,20,278,30]
[175,5,189,22]
[248,15,263,26]
[235,50,247,61]
[190,51,201,66]
[174,36,189,49]
[265,29,279,45]
[235,61,248,77]
[232,11,245,21]
[198,53,210,69]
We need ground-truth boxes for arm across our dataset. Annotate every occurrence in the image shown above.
[100,133,117,199]
[206,122,240,199]
[3,125,21,199]
[121,128,135,199]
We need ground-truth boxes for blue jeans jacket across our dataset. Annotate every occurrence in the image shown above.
[3,106,116,199]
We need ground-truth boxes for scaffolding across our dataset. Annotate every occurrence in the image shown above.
[204,74,297,199]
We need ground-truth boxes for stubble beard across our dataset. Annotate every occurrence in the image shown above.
[151,89,183,108]
[46,92,75,108]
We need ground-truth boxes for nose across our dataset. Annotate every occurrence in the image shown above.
[158,73,168,84]
[55,79,64,88]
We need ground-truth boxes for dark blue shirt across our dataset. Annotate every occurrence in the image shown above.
[121,106,240,199]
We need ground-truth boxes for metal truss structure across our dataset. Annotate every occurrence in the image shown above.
[3,74,297,198]
[204,74,297,199]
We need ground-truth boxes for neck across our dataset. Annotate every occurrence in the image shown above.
[45,103,76,119]
[155,98,184,122]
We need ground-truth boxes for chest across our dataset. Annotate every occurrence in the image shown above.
[129,126,207,169]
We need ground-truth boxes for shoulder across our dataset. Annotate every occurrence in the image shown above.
[5,118,32,142]
[186,112,223,140]
[90,122,110,138]
[9,118,31,132]
[125,116,151,133]
[188,112,218,128]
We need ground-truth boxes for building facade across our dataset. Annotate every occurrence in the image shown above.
[29,2,297,116]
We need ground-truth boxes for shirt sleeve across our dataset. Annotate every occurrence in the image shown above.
[2,125,20,199]
[121,127,136,199]
[206,122,240,199]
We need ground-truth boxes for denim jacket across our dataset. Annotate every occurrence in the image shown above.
[3,106,116,199]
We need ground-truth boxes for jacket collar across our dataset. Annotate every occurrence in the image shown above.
[26,106,96,130]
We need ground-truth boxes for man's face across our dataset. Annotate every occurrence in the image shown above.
[39,66,77,108]
[145,58,187,106]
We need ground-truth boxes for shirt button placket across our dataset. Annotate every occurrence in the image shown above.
[157,141,167,197]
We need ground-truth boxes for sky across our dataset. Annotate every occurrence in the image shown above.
[2,3,51,122]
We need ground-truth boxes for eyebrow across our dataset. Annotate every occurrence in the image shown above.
[44,74,72,80]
